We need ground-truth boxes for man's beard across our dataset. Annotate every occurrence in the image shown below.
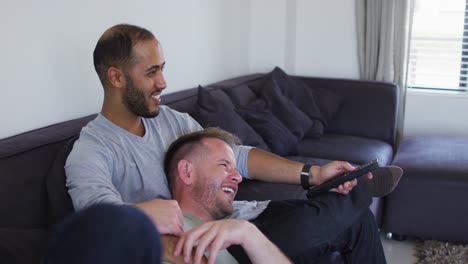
[192,178,233,220]
[122,75,159,118]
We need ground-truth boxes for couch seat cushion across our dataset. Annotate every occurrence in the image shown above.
[297,134,394,165]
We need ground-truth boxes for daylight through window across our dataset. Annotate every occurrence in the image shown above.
[408,0,467,91]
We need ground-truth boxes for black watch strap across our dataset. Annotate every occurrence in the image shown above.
[300,164,313,190]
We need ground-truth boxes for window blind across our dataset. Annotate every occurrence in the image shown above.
[408,0,467,91]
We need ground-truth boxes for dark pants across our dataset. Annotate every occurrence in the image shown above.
[230,184,386,264]
[43,204,162,264]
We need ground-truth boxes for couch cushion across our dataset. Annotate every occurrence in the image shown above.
[252,67,345,138]
[297,134,394,166]
[197,86,236,109]
[251,67,324,137]
[222,84,259,108]
[256,76,313,140]
[0,228,48,264]
[236,106,298,156]
[193,86,269,150]
[312,86,344,130]
[222,83,303,152]
[253,67,323,121]
[273,67,344,128]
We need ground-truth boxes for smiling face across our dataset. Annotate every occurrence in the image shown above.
[190,138,243,220]
[122,39,166,118]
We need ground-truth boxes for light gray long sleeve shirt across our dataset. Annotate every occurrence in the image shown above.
[65,106,269,220]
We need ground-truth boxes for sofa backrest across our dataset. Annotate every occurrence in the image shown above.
[299,77,398,146]
[0,115,95,229]
[46,136,79,227]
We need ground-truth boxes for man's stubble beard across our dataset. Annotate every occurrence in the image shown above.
[192,177,233,220]
[122,74,159,118]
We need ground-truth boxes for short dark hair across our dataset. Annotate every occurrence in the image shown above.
[164,127,241,192]
[93,24,155,87]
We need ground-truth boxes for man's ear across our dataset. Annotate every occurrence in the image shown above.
[177,159,194,185]
[107,66,126,89]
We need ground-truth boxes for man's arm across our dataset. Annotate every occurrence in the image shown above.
[174,219,291,264]
[67,163,185,235]
[237,222,292,264]
[246,148,367,194]
[66,140,184,235]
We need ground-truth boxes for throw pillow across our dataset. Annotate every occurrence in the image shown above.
[257,77,314,141]
[269,67,324,118]
[309,86,344,128]
[193,86,269,151]
[256,67,345,138]
[222,84,259,108]
[236,105,299,156]
[251,67,324,138]
[276,66,344,127]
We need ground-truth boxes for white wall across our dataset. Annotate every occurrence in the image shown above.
[248,0,359,78]
[294,0,360,78]
[1,0,359,139]
[3,0,465,139]
[403,91,468,136]
[248,0,288,73]
[0,0,251,139]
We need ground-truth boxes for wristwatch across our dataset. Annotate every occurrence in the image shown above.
[300,164,313,190]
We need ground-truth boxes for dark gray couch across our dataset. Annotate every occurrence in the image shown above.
[0,70,399,263]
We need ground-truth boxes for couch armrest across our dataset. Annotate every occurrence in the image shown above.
[299,77,399,147]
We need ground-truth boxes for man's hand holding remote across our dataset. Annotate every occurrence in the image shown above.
[312,160,375,195]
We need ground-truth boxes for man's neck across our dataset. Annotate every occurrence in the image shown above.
[178,196,214,223]
[101,104,145,137]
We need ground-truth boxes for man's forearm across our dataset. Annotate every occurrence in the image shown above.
[241,223,291,264]
[247,148,321,186]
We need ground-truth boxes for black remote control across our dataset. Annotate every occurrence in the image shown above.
[306,159,380,199]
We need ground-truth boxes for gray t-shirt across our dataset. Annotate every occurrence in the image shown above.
[160,213,239,264]
[161,212,239,264]
[65,106,269,219]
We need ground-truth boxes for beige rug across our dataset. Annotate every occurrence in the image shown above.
[415,240,468,264]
